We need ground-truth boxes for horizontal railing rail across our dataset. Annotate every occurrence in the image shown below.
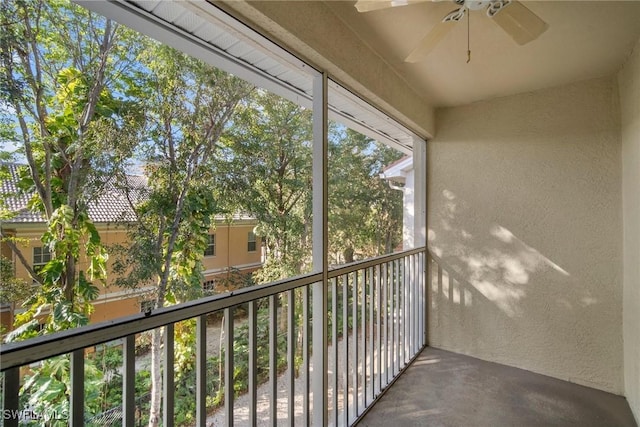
[0,247,424,371]
[0,272,322,370]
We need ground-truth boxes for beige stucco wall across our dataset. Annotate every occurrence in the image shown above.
[428,76,624,393]
[618,36,640,422]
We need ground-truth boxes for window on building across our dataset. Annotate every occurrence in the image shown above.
[248,231,257,252]
[33,246,52,274]
[204,234,215,257]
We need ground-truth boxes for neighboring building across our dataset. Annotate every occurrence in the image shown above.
[0,163,262,331]
[380,155,415,250]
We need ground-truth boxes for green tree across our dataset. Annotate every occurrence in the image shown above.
[0,256,31,335]
[224,91,313,281]
[0,0,145,337]
[328,125,404,263]
[113,44,253,426]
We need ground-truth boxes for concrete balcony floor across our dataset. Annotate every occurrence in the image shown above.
[357,347,636,427]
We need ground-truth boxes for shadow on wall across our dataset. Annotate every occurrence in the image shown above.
[426,189,613,384]
[428,189,588,316]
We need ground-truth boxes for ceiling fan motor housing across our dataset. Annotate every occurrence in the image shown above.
[465,1,492,10]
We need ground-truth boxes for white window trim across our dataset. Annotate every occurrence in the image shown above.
[247,231,257,253]
[204,234,216,257]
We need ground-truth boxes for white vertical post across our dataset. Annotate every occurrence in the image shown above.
[311,70,328,426]
[413,137,427,248]
[413,137,428,347]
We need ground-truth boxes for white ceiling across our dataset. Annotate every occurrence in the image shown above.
[325,1,640,107]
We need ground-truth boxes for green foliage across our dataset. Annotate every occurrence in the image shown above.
[19,354,104,426]
[0,256,31,305]
[107,40,254,426]
[114,43,254,307]
[10,205,105,336]
[1,0,146,341]
[328,125,404,263]
[225,91,313,280]
[0,0,148,421]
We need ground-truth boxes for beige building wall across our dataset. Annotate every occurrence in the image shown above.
[618,36,640,422]
[2,220,261,330]
[428,76,624,394]
[202,222,261,276]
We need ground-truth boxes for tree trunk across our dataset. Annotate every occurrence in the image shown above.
[344,247,355,264]
[148,328,163,427]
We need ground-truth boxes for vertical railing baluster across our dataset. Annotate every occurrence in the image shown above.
[400,256,405,366]
[70,349,84,426]
[416,254,420,351]
[342,274,349,427]
[368,267,374,404]
[3,368,19,427]
[396,258,401,374]
[196,315,207,427]
[421,252,426,347]
[225,307,235,426]
[407,255,411,362]
[426,253,431,346]
[389,260,395,378]
[416,254,419,355]
[382,262,388,388]
[438,262,443,348]
[123,334,135,426]
[269,294,277,426]
[402,256,407,365]
[417,255,421,349]
[400,257,404,365]
[303,286,310,427]
[410,254,415,356]
[418,254,423,349]
[352,271,359,419]
[361,268,366,410]
[376,263,382,396]
[288,290,295,426]
[411,254,415,357]
[387,261,396,376]
[164,324,175,427]
[331,277,338,426]
[249,300,258,427]
[426,254,430,344]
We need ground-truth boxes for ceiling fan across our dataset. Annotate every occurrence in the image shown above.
[354,0,548,63]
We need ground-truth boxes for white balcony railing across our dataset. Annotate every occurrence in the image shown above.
[0,247,427,426]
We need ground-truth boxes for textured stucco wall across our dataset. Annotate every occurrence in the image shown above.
[428,77,624,393]
[618,36,640,422]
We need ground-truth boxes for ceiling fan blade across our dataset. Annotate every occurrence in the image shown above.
[489,1,548,45]
[354,1,395,12]
[405,19,456,63]
[354,0,429,13]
